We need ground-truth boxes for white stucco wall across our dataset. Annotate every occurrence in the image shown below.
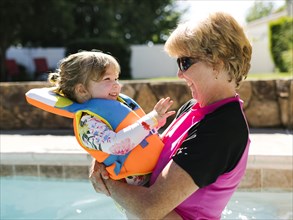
[6,47,65,74]
[245,23,275,73]
[130,45,178,78]
[244,11,287,73]
[5,42,273,79]
[6,45,178,79]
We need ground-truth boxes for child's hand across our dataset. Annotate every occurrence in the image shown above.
[154,97,176,127]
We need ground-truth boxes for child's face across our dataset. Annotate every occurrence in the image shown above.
[87,65,121,100]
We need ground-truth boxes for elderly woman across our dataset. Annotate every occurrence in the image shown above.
[90,12,252,219]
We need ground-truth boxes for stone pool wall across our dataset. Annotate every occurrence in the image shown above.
[1,151,292,191]
[0,79,292,130]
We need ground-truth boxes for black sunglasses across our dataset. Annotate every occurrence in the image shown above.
[176,57,199,72]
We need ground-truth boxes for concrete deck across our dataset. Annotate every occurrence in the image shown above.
[1,128,292,163]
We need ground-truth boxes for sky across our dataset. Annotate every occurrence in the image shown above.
[175,0,286,25]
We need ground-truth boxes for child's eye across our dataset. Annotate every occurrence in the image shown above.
[103,75,118,81]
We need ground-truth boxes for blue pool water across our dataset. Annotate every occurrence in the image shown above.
[1,176,292,219]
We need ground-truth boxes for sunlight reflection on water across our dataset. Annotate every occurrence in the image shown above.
[1,176,292,219]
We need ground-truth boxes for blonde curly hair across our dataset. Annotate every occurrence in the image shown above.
[165,12,252,87]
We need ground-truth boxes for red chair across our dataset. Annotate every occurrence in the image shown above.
[5,59,20,78]
[5,59,20,81]
[33,57,49,80]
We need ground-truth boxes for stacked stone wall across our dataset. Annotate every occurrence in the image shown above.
[0,79,292,130]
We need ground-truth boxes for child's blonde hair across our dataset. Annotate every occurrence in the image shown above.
[48,50,120,102]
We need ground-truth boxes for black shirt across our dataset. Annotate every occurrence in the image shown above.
[172,99,249,188]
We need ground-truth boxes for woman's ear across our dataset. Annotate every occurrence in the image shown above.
[213,60,224,79]
[212,67,219,80]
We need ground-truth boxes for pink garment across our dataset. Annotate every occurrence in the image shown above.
[150,96,250,219]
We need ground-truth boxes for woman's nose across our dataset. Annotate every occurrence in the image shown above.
[177,70,184,78]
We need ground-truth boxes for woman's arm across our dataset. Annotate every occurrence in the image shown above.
[90,160,198,219]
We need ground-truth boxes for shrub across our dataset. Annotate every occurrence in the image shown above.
[269,16,293,72]
[281,49,293,74]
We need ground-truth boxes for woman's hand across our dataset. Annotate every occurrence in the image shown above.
[89,159,111,196]
[154,97,176,127]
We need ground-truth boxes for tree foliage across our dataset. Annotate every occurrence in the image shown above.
[269,16,293,72]
[0,0,182,81]
[0,0,76,80]
[245,1,275,22]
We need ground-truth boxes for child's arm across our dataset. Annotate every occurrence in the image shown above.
[79,97,175,155]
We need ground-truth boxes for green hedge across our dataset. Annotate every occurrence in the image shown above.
[269,16,293,72]
[65,39,132,79]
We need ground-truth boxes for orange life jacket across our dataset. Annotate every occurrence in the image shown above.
[26,88,164,180]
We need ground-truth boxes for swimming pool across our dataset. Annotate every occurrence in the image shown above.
[1,176,292,219]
